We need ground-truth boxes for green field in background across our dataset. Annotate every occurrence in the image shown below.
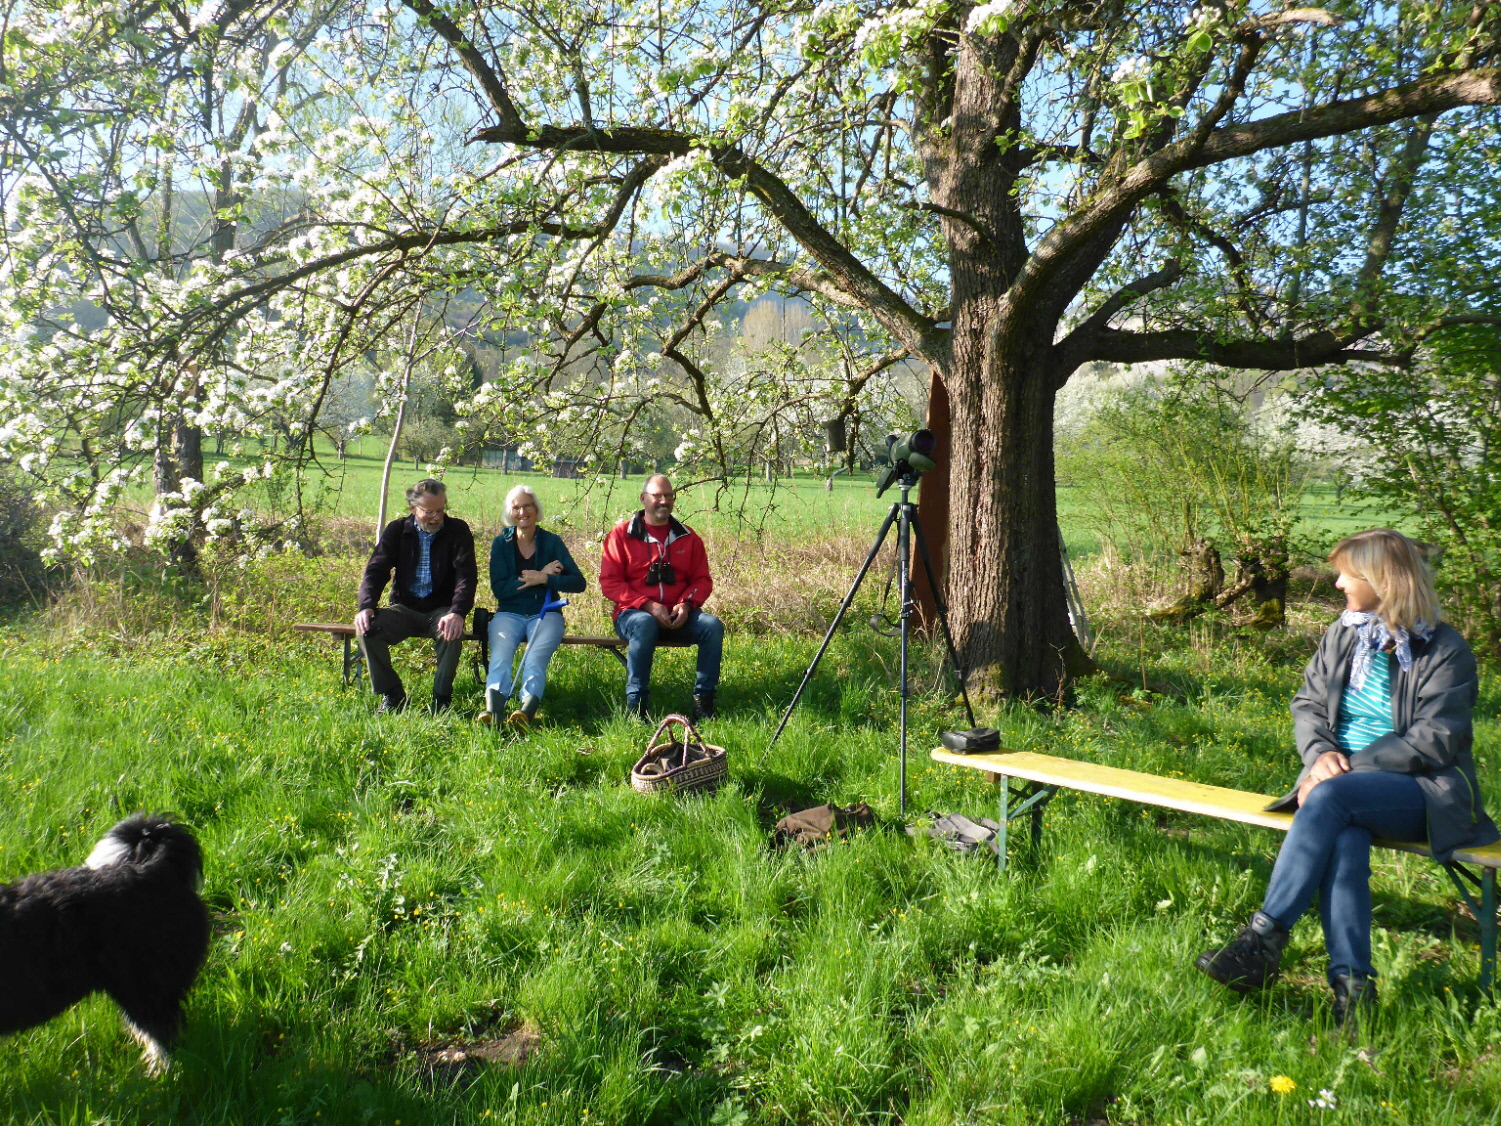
[148,435,1401,565]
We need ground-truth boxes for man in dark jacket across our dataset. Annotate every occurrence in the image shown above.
[354,478,478,713]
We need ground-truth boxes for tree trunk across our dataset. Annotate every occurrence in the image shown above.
[175,414,203,484]
[378,341,418,541]
[912,367,949,632]
[944,326,1093,699]
[912,38,1093,698]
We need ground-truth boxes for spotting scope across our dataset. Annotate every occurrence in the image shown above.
[875,429,938,497]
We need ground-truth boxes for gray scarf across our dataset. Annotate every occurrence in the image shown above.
[1340,610,1433,691]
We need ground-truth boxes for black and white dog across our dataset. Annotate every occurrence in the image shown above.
[0,815,210,1073]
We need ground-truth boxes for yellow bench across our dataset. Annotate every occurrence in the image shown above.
[931,746,1501,988]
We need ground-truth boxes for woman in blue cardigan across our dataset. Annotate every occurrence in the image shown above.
[478,485,586,728]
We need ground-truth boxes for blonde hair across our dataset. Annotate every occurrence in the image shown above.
[1328,528,1440,632]
[501,484,544,526]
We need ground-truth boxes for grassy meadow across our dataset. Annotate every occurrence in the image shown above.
[123,436,1389,566]
[3,520,1501,1126]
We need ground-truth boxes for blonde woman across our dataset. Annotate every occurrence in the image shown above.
[478,485,585,728]
[1197,529,1497,1027]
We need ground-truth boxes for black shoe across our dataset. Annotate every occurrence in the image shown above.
[625,693,650,721]
[1331,973,1377,1031]
[1195,910,1289,993]
[430,693,452,715]
[377,693,408,715]
[691,690,717,721]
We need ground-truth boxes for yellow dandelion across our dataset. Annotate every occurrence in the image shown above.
[1269,1075,1297,1095]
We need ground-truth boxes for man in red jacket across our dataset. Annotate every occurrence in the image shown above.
[600,475,723,720]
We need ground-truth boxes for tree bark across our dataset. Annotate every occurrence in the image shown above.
[919,35,1094,698]
[912,368,949,632]
[944,321,1093,699]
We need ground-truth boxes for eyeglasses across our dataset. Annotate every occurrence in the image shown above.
[644,491,676,502]
[413,504,446,519]
[511,502,538,512]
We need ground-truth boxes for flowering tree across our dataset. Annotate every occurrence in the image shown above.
[1301,328,1501,652]
[3,1,1499,695]
[0,2,343,561]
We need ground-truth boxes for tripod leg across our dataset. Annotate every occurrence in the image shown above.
[762,502,902,759]
[911,514,978,728]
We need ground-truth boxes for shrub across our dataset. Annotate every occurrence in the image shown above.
[1299,330,1501,655]
[0,468,52,606]
[1057,369,1312,618]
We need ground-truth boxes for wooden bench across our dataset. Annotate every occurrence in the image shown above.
[931,746,1501,988]
[292,622,626,687]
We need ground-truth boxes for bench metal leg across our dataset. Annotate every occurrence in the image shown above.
[341,635,364,689]
[1444,861,1497,991]
[993,774,1055,873]
[1485,867,1497,992]
[997,774,1007,872]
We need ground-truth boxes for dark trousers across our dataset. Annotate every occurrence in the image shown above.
[358,603,463,701]
[614,607,723,702]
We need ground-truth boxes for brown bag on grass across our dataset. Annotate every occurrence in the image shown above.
[772,802,876,849]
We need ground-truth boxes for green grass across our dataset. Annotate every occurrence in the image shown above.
[2,594,1500,1124]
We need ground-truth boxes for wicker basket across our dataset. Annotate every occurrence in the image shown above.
[630,714,728,795]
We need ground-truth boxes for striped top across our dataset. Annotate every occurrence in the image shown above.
[1337,650,1395,753]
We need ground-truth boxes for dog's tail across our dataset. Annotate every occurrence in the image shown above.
[84,815,204,887]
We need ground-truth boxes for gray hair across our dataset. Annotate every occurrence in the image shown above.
[502,483,544,525]
[405,478,447,507]
[640,474,674,500]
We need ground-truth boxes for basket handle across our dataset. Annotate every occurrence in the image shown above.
[645,713,705,769]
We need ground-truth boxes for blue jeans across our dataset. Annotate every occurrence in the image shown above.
[614,607,723,701]
[1262,770,1427,982]
[485,611,566,701]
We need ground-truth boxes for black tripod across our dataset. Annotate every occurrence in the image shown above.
[763,472,976,813]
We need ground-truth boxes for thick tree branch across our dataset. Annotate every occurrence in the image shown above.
[1034,33,1263,321]
[1080,325,1378,370]
[415,3,948,370]
[1055,261,1184,376]
[1014,66,1501,325]
[403,0,525,135]
[181,156,661,352]
[467,119,948,365]
[1243,8,1344,32]
[1185,68,1501,170]
[1347,115,1437,324]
